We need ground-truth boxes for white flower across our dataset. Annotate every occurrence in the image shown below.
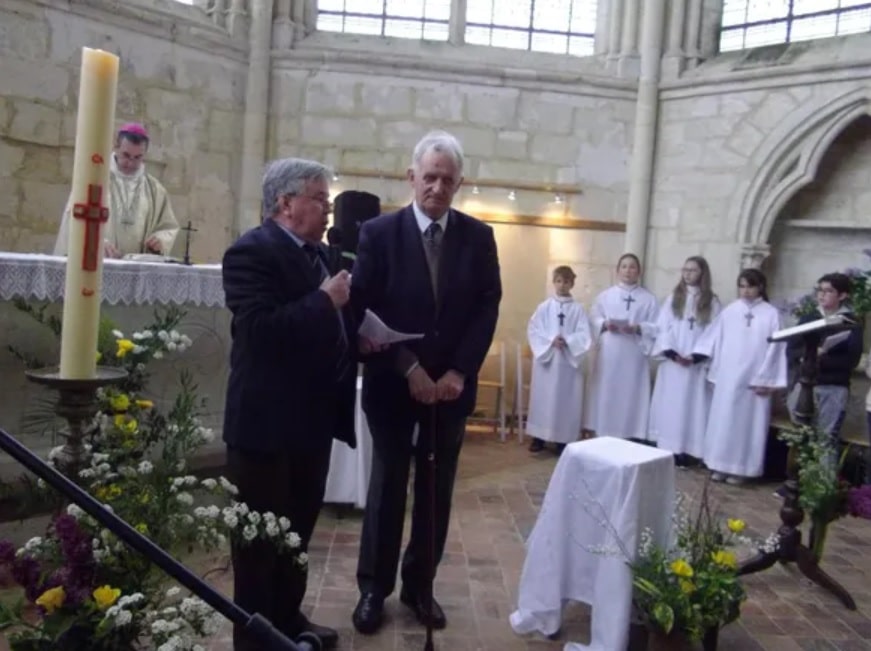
[170,330,182,342]
[218,476,236,494]
[285,532,301,549]
[153,350,164,359]
[242,525,257,541]
[158,330,169,342]
[297,552,308,565]
[112,329,125,339]
[201,478,217,490]
[66,504,85,519]
[278,517,291,531]
[138,461,153,475]
[266,521,280,537]
[222,509,239,528]
[48,445,65,461]
[234,502,249,516]
[166,586,181,599]
[167,341,178,352]
[247,511,261,525]
[136,362,146,372]
[176,492,194,506]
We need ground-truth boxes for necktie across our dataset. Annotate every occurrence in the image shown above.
[303,243,350,381]
[423,222,442,297]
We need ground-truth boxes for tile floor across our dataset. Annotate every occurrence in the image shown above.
[200,435,871,651]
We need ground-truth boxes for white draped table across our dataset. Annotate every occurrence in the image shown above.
[510,437,675,651]
[0,252,224,307]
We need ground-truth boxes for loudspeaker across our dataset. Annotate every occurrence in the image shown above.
[332,191,381,255]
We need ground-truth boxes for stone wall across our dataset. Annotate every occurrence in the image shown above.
[647,33,871,309]
[269,36,638,346]
[0,0,248,262]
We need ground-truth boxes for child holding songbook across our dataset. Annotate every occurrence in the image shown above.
[584,253,658,440]
[526,266,592,453]
[648,256,721,467]
[693,269,787,485]
[786,272,863,440]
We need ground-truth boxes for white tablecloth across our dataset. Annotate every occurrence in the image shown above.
[323,377,373,509]
[0,252,224,307]
[510,437,675,651]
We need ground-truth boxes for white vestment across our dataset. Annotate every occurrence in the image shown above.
[648,289,721,457]
[693,298,787,478]
[526,296,592,444]
[584,283,659,439]
[54,156,179,257]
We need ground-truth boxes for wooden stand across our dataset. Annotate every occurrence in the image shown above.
[737,330,856,610]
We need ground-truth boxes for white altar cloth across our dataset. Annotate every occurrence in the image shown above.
[0,252,224,307]
[323,377,373,509]
[509,437,675,651]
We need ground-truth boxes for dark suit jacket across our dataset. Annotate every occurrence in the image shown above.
[351,205,502,428]
[222,219,357,453]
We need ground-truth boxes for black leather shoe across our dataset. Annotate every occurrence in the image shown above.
[399,586,447,629]
[352,592,384,635]
[300,618,339,649]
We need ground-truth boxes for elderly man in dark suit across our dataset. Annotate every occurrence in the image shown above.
[222,158,355,650]
[350,131,502,634]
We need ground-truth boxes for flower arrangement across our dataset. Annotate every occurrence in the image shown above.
[778,424,862,559]
[628,484,770,643]
[0,307,305,651]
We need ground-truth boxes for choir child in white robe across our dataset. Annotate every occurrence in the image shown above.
[693,268,787,485]
[526,266,593,453]
[648,256,721,467]
[585,253,659,440]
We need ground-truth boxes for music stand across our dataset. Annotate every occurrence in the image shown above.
[737,315,857,610]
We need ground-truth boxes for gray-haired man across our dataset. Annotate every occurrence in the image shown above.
[222,158,356,650]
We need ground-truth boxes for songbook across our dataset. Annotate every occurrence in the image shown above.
[769,313,857,343]
[608,318,630,328]
[358,309,424,345]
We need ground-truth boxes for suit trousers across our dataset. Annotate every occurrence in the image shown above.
[227,442,332,650]
[356,410,466,598]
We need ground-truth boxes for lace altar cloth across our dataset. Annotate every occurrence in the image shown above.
[0,252,224,307]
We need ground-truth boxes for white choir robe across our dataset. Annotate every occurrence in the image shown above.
[584,283,659,440]
[526,297,592,444]
[648,290,721,457]
[693,298,787,478]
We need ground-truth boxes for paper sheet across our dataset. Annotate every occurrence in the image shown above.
[358,309,424,345]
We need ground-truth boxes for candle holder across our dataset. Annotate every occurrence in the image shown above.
[25,366,128,477]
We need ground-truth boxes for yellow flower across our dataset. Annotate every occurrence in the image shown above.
[113,414,138,434]
[95,484,122,501]
[712,550,737,569]
[92,585,121,610]
[727,519,746,534]
[96,351,102,363]
[110,394,130,412]
[679,579,696,594]
[670,559,694,578]
[135,399,154,409]
[116,339,135,358]
[35,586,65,614]
[135,523,150,535]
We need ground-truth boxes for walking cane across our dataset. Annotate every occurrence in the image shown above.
[424,403,438,651]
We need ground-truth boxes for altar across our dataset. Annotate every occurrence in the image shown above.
[0,252,373,507]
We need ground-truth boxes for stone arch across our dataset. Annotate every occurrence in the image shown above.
[731,88,871,266]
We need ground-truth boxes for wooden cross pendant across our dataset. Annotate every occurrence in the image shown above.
[687,316,696,330]
[558,312,565,327]
[744,312,754,327]
[623,294,635,310]
[72,184,109,272]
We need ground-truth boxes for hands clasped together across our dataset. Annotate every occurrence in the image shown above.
[603,320,641,336]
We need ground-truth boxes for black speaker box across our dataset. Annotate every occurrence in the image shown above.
[332,191,381,254]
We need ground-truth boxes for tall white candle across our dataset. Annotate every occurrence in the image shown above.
[59,48,119,379]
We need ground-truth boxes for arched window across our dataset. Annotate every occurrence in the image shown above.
[316,0,450,41]
[721,1,871,53]
[465,0,598,56]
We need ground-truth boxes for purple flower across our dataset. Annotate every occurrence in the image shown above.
[847,486,871,520]
[54,514,94,569]
[0,540,16,565]
[11,555,42,602]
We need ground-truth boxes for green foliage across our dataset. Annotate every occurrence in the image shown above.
[787,265,871,319]
[0,312,305,650]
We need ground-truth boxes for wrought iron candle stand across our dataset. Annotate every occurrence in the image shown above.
[737,326,856,610]
[25,366,129,477]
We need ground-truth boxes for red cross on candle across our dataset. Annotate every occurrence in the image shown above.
[72,184,109,272]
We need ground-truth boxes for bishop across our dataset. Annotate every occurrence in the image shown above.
[54,123,179,258]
